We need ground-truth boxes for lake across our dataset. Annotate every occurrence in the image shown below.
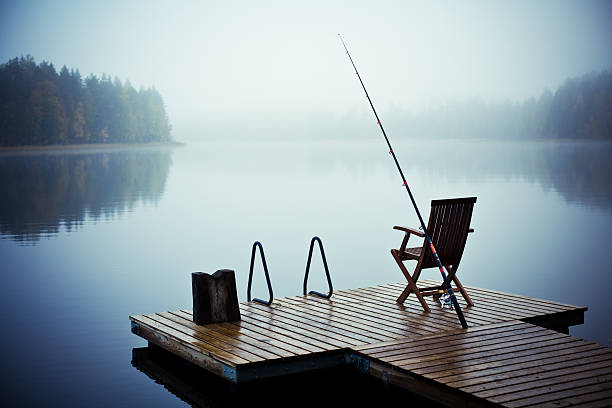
[1,139,611,406]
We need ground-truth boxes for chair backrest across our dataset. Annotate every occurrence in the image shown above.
[420,197,477,269]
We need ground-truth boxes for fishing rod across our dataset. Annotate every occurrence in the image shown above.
[338,34,468,329]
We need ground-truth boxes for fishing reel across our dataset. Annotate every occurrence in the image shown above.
[434,289,454,309]
[441,293,454,309]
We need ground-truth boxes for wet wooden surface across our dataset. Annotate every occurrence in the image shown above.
[356,320,612,407]
[130,280,600,405]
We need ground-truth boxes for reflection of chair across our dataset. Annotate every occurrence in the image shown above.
[391,197,476,311]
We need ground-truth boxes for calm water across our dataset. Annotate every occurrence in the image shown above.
[1,139,611,406]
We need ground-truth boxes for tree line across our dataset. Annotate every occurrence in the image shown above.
[393,68,612,140]
[542,69,612,139]
[292,67,612,141]
[0,56,172,146]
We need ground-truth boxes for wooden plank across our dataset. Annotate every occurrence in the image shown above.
[376,322,541,354]
[461,358,612,396]
[488,372,612,404]
[503,381,612,407]
[465,292,575,315]
[265,298,391,342]
[446,352,612,389]
[408,339,596,377]
[179,310,319,355]
[343,292,496,332]
[240,302,358,347]
[392,332,580,369]
[372,284,544,323]
[329,288,454,328]
[130,318,225,379]
[331,289,469,331]
[365,358,496,408]
[242,301,381,344]
[368,323,540,360]
[377,330,550,365]
[355,285,509,325]
[285,295,432,337]
[461,285,584,311]
[568,397,612,408]
[437,346,612,386]
[227,318,323,355]
[380,282,580,328]
[167,311,296,358]
[170,310,306,356]
[449,291,558,318]
[394,280,584,311]
[279,296,411,339]
[397,336,581,371]
[354,320,523,353]
[238,306,344,351]
[156,312,284,360]
[231,312,333,353]
[131,315,247,366]
[410,282,566,312]
[370,281,584,326]
[426,343,607,380]
[381,324,553,359]
[244,299,378,344]
[293,293,438,335]
[147,313,266,363]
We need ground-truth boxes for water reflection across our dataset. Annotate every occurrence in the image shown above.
[1,141,609,246]
[0,146,174,244]
[537,142,612,210]
[131,345,442,407]
[302,140,612,211]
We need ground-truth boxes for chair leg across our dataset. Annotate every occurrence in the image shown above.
[391,250,430,312]
[452,274,474,306]
[446,265,474,307]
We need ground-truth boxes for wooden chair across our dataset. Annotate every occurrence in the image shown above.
[391,197,476,311]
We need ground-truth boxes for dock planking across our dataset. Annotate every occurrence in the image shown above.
[129,281,611,406]
[355,320,612,407]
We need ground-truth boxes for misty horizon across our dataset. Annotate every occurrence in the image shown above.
[2,53,610,143]
[2,0,611,134]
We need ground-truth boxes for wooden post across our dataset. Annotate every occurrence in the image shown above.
[192,269,241,325]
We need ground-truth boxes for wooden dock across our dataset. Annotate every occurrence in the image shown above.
[129,280,612,406]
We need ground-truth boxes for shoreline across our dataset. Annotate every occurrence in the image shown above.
[0,141,185,153]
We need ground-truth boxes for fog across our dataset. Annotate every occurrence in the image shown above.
[1,0,611,140]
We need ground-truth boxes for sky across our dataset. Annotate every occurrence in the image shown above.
[1,0,612,133]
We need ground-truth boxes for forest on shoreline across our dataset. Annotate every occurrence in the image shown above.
[399,68,612,140]
[0,56,172,146]
[1,56,610,145]
[195,67,612,142]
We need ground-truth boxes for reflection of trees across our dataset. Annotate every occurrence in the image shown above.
[539,142,612,210]
[424,141,612,211]
[0,147,173,243]
[302,140,612,212]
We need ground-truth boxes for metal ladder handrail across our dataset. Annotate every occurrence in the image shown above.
[303,236,333,299]
[247,241,274,305]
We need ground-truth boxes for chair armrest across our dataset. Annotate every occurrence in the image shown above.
[393,226,426,237]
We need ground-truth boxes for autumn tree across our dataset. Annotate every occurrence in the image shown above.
[0,56,172,146]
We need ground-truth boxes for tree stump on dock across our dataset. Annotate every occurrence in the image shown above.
[192,269,241,325]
